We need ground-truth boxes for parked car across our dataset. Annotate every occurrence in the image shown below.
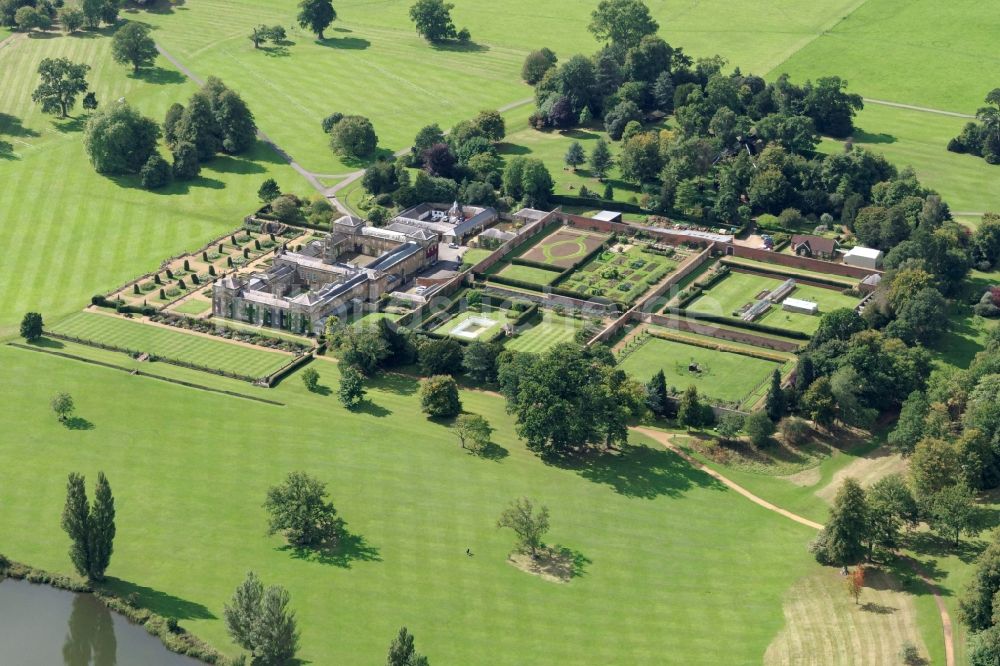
[448,242,459,249]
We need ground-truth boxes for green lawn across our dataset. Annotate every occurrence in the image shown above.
[172,299,212,316]
[0,29,302,338]
[0,344,819,664]
[499,105,647,209]
[51,312,291,378]
[618,335,782,405]
[770,0,997,113]
[505,311,587,354]
[138,0,528,175]
[496,263,562,286]
[817,104,1000,214]
[687,272,860,335]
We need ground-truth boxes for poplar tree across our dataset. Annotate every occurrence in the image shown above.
[61,473,92,579]
[89,472,116,581]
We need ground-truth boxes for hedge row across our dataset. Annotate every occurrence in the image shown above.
[92,295,158,316]
[665,308,812,340]
[647,328,790,363]
[720,258,856,289]
[0,557,232,665]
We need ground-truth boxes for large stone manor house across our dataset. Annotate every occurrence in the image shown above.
[212,212,446,335]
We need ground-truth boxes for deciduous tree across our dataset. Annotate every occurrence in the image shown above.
[420,375,461,417]
[588,0,659,51]
[51,392,74,422]
[83,102,161,175]
[297,0,336,39]
[264,471,343,547]
[224,571,300,666]
[20,312,43,342]
[454,414,494,452]
[409,0,460,43]
[32,57,90,118]
[497,497,549,558]
[111,22,157,74]
[338,364,366,408]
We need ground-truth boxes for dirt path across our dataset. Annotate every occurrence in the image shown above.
[630,425,955,666]
[862,97,975,119]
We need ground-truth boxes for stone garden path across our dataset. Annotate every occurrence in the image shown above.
[632,426,955,666]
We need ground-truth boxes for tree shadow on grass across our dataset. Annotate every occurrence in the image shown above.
[64,416,94,431]
[353,399,391,417]
[132,66,186,85]
[109,173,225,193]
[552,545,590,578]
[908,531,988,565]
[0,113,40,138]
[260,44,291,58]
[74,26,118,39]
[0,140,17,160]
[560,129,600,140]
[53,116,87,134]
[470,441,508,461]
[860,601,897,614]
[99,577,216,620]
[496,142,531,156]
[317,36,370,50]
[851,129,897,145]
[277,526,381,568]
[430,40,489,54]
[372,373,419,396]
[204,154,267,176]
[309,383,332,397]
[545,442,725,499]
[31,337,65,349]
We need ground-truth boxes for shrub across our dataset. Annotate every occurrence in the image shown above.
[159,288,166,299]
[744,410,775,447]
[778,416,811,446]
[420,375,461,417]
[140,153,171,189]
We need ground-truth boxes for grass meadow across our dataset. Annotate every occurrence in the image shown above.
[618,335,782,405]
[51,312,291,378]
[770,0,999,113]
[0,344,819,664]
[817,104,1000,214]
[0,29,300,337]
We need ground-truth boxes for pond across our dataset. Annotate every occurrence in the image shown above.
[0,577,202,665]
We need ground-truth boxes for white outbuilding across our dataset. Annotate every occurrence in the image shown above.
[782,297,819,315]
[843,246,884,270]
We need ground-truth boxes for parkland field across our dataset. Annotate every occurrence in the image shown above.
[2,0,996,662]
[0,343,818,664]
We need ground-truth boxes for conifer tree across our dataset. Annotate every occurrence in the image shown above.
[61,473,92,579]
